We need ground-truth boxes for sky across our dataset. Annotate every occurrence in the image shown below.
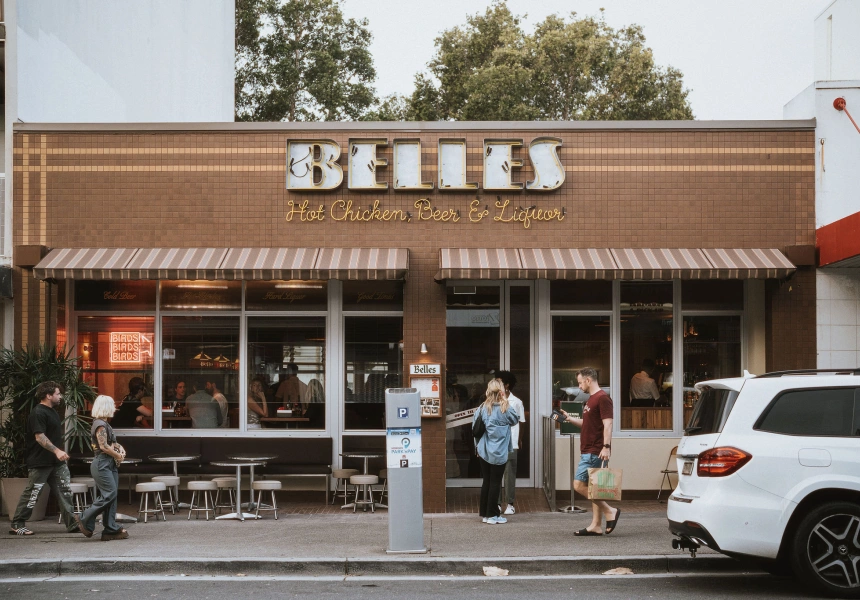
[340,0,834,121]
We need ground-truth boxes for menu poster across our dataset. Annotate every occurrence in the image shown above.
[420,397,440,417]
[411,376,441,418]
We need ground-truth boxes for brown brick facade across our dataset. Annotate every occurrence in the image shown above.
[12,124,817,510]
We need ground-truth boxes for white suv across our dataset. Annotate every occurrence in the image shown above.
[668,370,860,598]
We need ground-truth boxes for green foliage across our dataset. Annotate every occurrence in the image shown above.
[360,94,408,122]
[0,344,96,478]
[235,0,377,121]
[406,1,694,121]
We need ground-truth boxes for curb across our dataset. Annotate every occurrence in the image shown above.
[0,555,763,578]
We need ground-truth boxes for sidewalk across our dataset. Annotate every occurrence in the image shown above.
[0,499,747,578]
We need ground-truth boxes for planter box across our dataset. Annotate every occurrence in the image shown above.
[1,478,50,521]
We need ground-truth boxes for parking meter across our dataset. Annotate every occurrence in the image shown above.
[385,388,427,553]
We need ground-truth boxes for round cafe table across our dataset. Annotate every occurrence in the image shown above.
[226,453,278,510]
[339,452,386,511]
[210,460,267,521]
[81,456,142,523]
[148,453,201,509]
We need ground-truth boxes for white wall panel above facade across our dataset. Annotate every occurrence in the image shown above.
[16,0,235,122]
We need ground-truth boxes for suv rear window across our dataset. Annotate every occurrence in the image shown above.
[685,387,739,436]
[755,388,857,437]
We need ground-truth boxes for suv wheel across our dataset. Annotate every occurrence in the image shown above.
[791,501,860,599]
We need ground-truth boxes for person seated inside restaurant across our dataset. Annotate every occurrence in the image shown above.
[275,362,307,412]
[167,380,188,408]
[247,376,268,429]
[629,358,662,407]
[304,378,325,428]
[111,377,154,428]
[206,379,229,428]
[185,378,222,429]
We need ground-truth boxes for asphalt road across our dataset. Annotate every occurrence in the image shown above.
[0,574,823,599]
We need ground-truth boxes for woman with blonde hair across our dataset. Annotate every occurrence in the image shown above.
[472,378,519,524]
[75,395,128,540]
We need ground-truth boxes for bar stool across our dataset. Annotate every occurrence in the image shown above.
[349,474,378,513]
[331,468,359,505]
[187,481,218,521]
[59,483,90,524]
[135,481,167,523]
[71,477,97,506]
[377,469,388,503]
[212,478,237,515]
[151,476,180,514]
[252,480,282,519]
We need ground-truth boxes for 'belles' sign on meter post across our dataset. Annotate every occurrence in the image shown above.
[385,388,426,554]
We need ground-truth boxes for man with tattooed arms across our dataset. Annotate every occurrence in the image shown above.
[9,381,79,536]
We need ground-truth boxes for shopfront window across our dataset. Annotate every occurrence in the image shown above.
[344,316,403,430]
[552,315,612,411]
[446,285,500,480]
[550,280,612,310]
[245,281,327,311]
[620,282,674,430]
[160,281,242,311]
[75,281,157,312]
[77,316,155,429]
[161,316,240,429]
[343,281,404,311]
[682,315,742,426]
[247,316,326,430]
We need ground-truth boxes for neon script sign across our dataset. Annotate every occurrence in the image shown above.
[109,332,153,363]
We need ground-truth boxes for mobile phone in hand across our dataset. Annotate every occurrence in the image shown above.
[551,409,566,423]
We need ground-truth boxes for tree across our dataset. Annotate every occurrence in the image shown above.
[360,94,408,122]
[236,0,377,121]
[406,1,693,121]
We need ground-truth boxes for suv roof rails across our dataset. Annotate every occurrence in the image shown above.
[755,369,860,378]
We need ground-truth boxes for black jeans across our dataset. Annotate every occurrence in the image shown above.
[478,456,506,518]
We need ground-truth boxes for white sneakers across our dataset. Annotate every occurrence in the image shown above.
[486,516,508,524]
[503,505,515,515]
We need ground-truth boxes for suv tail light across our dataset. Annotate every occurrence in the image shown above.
[697,447,752,477]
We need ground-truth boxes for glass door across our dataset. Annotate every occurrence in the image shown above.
[445,282,534,487]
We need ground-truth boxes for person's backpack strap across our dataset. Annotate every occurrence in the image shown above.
[472,407,487,440]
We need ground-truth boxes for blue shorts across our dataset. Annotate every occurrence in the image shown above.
[574,453,604,483]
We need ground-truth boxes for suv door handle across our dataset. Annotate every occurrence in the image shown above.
[798,448,831,467]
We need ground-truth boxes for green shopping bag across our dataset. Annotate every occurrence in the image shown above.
[587,461,623,501]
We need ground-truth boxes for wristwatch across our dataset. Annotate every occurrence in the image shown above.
[603,444,611,449]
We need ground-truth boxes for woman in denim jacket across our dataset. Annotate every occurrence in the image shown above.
[473,378,519,524]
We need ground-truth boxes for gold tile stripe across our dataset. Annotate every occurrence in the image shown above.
[14,164,814,173]
[13,146,813,155]
[22,136,29,246]
[40,135,47,246]
[20,272,28,347]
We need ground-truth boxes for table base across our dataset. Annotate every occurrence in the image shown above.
[341,502,387,511]
[215,512,261,521]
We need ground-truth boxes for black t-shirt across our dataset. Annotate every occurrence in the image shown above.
[25,403,63,468]
[111,396,139,428]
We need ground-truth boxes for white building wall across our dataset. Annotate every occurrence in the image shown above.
[817,269,860,368]
[814,0,860,82]
[16,0,235,123]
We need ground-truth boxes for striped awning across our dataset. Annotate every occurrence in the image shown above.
[435,248,796,281]
[437,248,523,280]
[519,248,618,280]
[611,248,715,280]
[312,248,408,280]
[33,248,139,280]
[125,248,229,280]
[34,247,408,281]
[216,248,319,280]
[702,248,796,279]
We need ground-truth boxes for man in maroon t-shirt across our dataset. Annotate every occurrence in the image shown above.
[560,367,621,536]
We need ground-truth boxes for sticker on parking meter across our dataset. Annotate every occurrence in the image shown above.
[387,427,422,469]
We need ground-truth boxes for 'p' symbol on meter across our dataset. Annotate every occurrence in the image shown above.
[398,407,409,418]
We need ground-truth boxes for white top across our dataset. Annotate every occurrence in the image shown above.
[507,393,526,449]
[630,371,661,400]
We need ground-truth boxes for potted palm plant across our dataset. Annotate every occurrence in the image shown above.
[0,344,95,519]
